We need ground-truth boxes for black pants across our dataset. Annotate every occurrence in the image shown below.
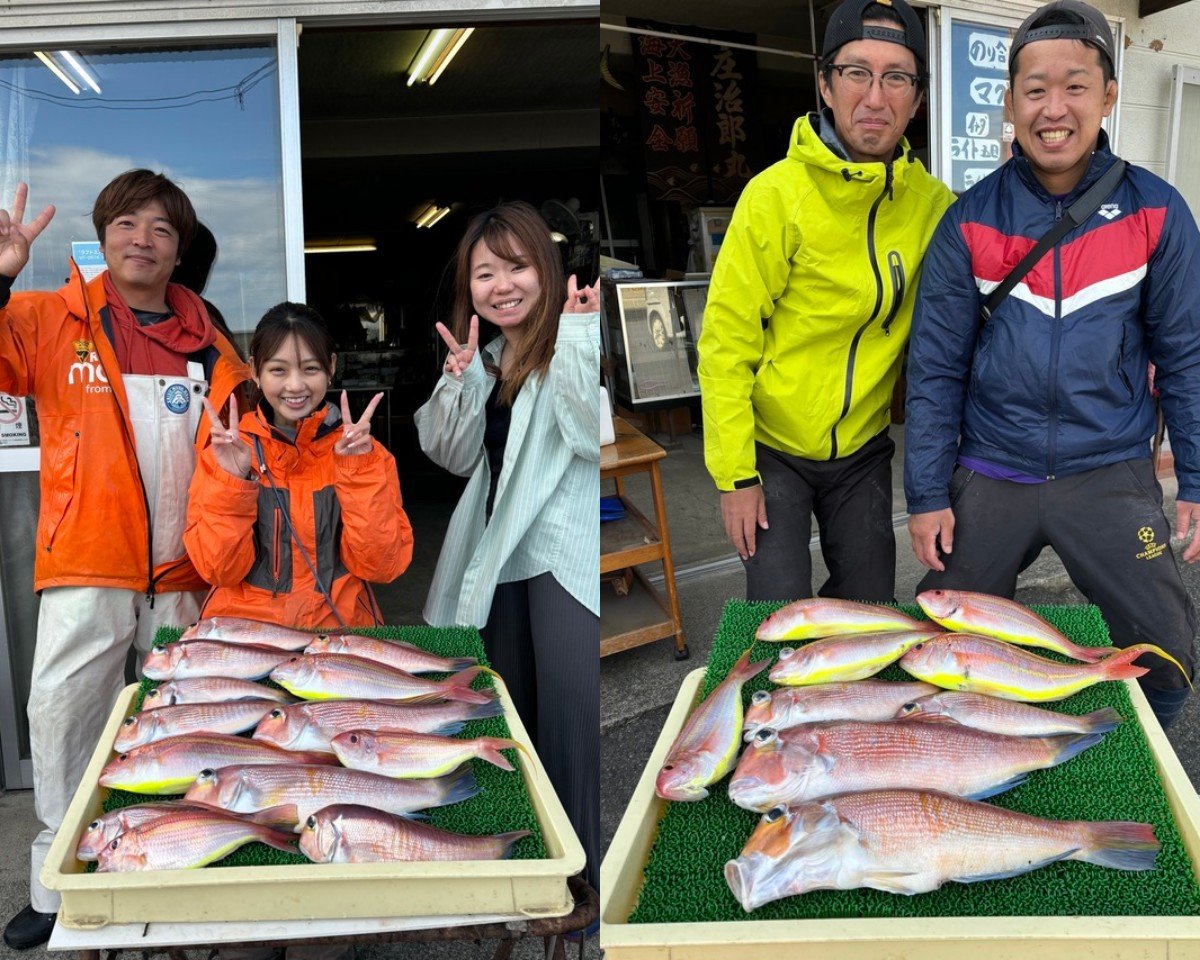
[918,459,1198,692]
[482,573,600,891]
[744,431,896,603]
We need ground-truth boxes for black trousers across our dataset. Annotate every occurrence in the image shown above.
[918,459,1197,692]
[482,573,600,891]
[744,431,897,603]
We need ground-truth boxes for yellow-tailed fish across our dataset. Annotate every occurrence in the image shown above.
[896,690,1122,737]
[330,729,528,778]
[655,649,772,801]
[916,589,1117,662]
[725,789,1158,911]
[252,699,502,753]
[768,630,938,686]
[96,809,297,871]
[304,635,475,674]
[299,803,529,862]
[744,680,939,740]
[116,700,279,751]
[142,640,296,681]
[185,763,478,830]
[270,655,494,704]
[98,732,336,795]
[180,616,325,650]
[727,719,1104,812]
[140,677,296,709]
[899,633,1190,702]
[756,598,928,642]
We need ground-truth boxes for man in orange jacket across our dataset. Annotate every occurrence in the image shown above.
[0,172,247,949]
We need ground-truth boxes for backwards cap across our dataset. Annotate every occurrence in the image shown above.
[821,0,927,73]
[1009,0,1115,77]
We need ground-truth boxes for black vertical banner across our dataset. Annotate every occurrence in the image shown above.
[629,19,759,204]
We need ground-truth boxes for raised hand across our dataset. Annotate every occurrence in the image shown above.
[435,315,479,377]
[335,390,384,456]
[562,274,600,314]
[202,394,252,479]
[0,183,56,280]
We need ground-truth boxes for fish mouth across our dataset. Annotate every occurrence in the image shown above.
[724,855,778,912]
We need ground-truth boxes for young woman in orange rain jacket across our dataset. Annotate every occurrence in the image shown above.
[184,302,412,628]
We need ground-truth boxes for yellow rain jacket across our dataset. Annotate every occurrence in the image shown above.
[698,112,955,490]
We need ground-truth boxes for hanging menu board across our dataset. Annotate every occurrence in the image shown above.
[948,21,1013,192]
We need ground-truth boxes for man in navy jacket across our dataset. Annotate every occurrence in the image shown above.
[904,0,1200,727]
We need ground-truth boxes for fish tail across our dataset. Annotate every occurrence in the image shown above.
[1119,644,1194,690]
[1048,730,1106,767]
[248,804,299,829]
[1097,646,1153,683]
[495,829,533,859]
[1080,707,1123,734]
[257,825,301,854]
[447,665,486,687]
[480,737,528,771]
[442,666,497,704]
[439,764,481,805]
[1065,642,1118,663]
[446,656,478,671]
[1077,821,1159,871]
[730,647,773,684]
[467,700,505,721]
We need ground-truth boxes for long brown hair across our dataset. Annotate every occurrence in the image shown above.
[450,201,564,404]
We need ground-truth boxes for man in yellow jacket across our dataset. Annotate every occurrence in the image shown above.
[698,0,954,602]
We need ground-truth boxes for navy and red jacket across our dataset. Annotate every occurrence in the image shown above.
[904,133,1200,513]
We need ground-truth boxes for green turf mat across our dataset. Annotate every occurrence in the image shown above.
[627,601,1200,923]
[93,624,547,869]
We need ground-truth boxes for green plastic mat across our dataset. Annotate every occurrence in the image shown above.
[628,601,1200,923]
[94,624,548,868]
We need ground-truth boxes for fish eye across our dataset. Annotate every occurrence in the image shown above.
[779,646,795,658]
[753,728,778,746]
[122,717,136,726]
[152,644,166,653]
[270,709,282,718]
[109,838,120,850]
[306,815,317,829]
[118,753,129,761]
[88,819,100,830]
[662,763,674,771]
[317,635,329,641]
[348,734,359,744]
[198,768,215,780]
[913,642,924,651]
[901,702,917,712]
[751,690,771,705]
[764,806,786,823]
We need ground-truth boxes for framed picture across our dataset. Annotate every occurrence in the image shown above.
[604,280,708,406]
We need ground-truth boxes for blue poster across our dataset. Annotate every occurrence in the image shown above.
[949,22,1013,192]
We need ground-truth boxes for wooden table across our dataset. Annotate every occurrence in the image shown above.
[600,418,688,659]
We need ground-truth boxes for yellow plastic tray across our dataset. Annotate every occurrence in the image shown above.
[44,680,585,929]
[600,668,1200,959]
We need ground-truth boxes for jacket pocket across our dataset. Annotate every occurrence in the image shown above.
[1116,328,1134,401]
[881,252,906,336]
[949,466,977,507]
[41,429,80,552]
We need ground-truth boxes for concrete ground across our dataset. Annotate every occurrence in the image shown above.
[600,427,1200,874]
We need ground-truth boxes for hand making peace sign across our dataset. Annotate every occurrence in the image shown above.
[0,183,56,280]
[202,394,253,479]
[435,314,479,378]
[334,390,384,456]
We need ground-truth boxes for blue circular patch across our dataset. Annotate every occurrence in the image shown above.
[163,383,191,415]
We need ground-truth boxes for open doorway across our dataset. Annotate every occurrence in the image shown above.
[296,20,598,621]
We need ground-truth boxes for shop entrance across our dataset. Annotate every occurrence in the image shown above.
[295,21,599,620]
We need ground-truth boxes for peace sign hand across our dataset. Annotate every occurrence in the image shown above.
[435,315,479,378]
[562,274,600,315]
[0,183,56,280]
[335,390,383,456]
[202,394,252,479]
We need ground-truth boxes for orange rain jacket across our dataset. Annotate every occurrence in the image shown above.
[184,402,413,629]
[0,263,248,594]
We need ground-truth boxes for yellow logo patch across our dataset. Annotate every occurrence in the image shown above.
[73,339,92,362]
[1136,525,1166,561]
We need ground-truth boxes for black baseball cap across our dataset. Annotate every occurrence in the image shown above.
[821,0,927,73]
[1009,0,1115,78]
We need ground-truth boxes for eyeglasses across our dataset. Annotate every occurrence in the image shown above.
[828,64,920,96]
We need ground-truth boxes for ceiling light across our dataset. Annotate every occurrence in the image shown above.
[34,51,80,95]
[305,238,377,254]
[407,27,474,86]
[415,204,452,229]
[58,51,101,94]
[424,207,452,228]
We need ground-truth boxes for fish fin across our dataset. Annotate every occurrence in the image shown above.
[247,804,298,828]
[295,750,340,765]
[1078,821,1159,871]
[1117,644,1193,689]
[966,774,1028,799]
[437,764,482,806]
[730,648,773,684]
[1048,731,1106,768]
[862,870,928,895]
[1080,707,1123,734]
[496,830,533,859]
[258,826,300,854]
[953,852,1075,884]
[904,714,962,726]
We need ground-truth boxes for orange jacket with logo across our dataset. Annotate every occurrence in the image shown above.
[0,264,248,593]
[184,403,413,629]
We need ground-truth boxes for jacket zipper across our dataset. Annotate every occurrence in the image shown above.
[830,164,893,460]
[1046,200,1064,480]
[272,506,283,595]
[881,252,906,336]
